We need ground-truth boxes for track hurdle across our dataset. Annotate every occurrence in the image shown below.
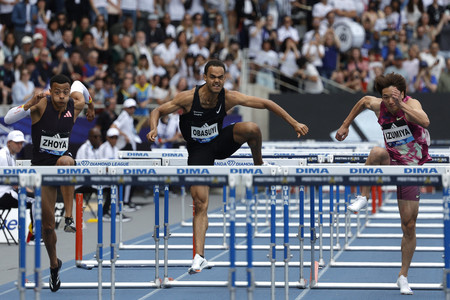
[75,166,239,288]
[250,165,447,298]
[17,166,246,297]
[97,152,446,274]
[10,164,449,300]
[228,176,237,300]
[114,158,307,252]
[119,149,450,164]
[444,173,450,300]
[18,173,42,300]
[11,166,160,298]
[15,158,162,167]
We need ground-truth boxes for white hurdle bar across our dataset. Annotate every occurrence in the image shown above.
[9,166,235,298]
[16,159,162,167]
[119,150,450,164]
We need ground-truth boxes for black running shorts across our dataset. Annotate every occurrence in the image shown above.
[187,124,242,166]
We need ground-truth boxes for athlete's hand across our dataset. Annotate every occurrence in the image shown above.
[335,126,348,141]
[294,122,309,138]
[25,91,46,110]
[146,128,157,142]
[391,87,402,107]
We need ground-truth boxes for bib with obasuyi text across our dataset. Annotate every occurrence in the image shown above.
[191,123,219,143]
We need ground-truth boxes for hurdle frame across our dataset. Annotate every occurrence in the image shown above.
[7,164,449,300]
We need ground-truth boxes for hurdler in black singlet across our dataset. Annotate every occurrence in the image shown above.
[179,84,227,145]
[179,84,242,165]
[31,96,75,166]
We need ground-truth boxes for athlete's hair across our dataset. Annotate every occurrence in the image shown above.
[374,73,406,96]
[50,74,71,87]
[204,59,226,75]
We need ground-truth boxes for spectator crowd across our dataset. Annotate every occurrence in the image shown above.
[1,0,450,223]
[0,0,450,107]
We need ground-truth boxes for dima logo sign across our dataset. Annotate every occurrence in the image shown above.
[124,169,157,174]
[128,153,150,157]
[57,169,91,174]
[177,169,210,174]
[350,168,383,174]
[162,153,184,157]
[404,168,438,174]
[230,168,263,174]
[2,169,36,174]
[296,168,329,174]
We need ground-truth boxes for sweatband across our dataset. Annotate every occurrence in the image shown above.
[71,80,92,104]
[4,105,31,124]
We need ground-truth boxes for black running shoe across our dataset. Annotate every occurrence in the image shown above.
[64,217,76,233]
[49,258,62,292]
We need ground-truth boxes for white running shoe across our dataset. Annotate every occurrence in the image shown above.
[188,254,211,275]
[397,275,413,295]
[347,196,368,214]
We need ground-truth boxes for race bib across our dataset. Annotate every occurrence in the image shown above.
[40,133,69,156]
[191,123,219,143]
[383,123,414,147]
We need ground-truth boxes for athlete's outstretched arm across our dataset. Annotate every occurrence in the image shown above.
[5,91,47,124]
[335,95,381,141]
[225,90,308,137]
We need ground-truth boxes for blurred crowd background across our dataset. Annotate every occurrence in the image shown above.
[0,0,449,147]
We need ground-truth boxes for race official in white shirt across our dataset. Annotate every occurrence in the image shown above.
[0,130,35,235]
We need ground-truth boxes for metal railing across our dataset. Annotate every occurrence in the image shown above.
[239,49,356,95]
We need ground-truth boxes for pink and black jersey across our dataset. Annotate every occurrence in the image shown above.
[378,96,431,165]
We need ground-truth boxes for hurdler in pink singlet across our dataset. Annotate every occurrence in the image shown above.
[378,96,431,201]
[378,96,431,166]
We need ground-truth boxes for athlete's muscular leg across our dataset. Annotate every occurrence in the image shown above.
[361,146,391,197]
[233,122,263,165]
[41,185,58,268]
[191,185,210,256]
[56,156,75,218]
[398,199,419,277]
